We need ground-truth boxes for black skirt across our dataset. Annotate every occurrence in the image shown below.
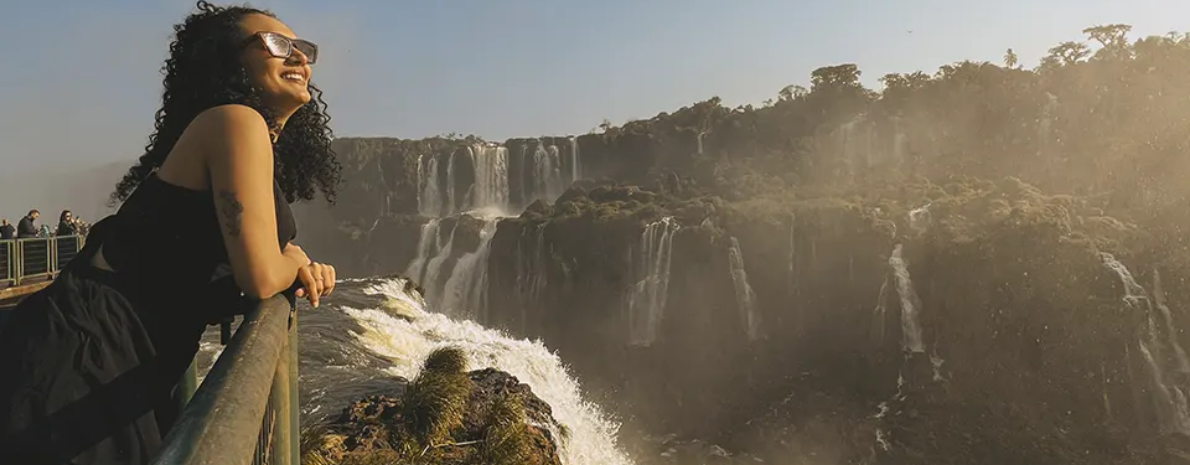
[0,248,180,465]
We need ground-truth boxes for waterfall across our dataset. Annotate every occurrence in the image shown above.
[417,138,584,218]
[909,203,932,234]
[727,237,761,340]
[515,223,549,335]
[625,217,679,346]
[419,221,460,306]
[439,219,499,322]
[873,274,891,345]
[445,149,460,216]
[408,139,585,328]
[1101,253,1190,435]
[405,218,442,284]
[417,155,442,217]
[569,137,582,186]
[839,116,875,169]
[529,140,566,206]
[889,244,925,353]
[469,143,510,215]
[343,278,634,465]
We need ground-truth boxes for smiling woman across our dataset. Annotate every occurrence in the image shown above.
[0,2,342,464]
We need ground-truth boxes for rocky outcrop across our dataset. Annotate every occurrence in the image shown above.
[301,348,562,465]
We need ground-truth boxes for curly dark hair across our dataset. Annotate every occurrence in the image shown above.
[112,0,340,205]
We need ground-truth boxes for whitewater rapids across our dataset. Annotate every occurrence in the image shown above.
[197,276,633,465]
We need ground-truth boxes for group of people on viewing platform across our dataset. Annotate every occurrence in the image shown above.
[0,209,90,240]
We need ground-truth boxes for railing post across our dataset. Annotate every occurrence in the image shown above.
[49,237,57,276]
[152,296,295,465]
[14,240,22,286]
[287,308,299,463]
[267,312,293,465]
[2,240,11,286]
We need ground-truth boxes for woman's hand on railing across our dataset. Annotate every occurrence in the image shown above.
[284,243,335,308]
[294,262,335,308]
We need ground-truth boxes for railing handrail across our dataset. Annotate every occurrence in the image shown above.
[0,234,84,244]
[1,234,85,288]
[152,295,299,465]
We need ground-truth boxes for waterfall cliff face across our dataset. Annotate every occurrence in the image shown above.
[404,138,582,322]
[1101,254,1190,435]
[292,117,1190,463]
[625,217,679,347]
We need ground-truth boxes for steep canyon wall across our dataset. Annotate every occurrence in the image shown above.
[294,30,1190,463]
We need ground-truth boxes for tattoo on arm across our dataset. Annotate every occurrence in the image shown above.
[217,189,244,237]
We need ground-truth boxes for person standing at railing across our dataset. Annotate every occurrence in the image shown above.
[0,2,340,464]
[0,219,13,240]
[75,217,92,237]
[56,210,78,236]
[16,209,38,238]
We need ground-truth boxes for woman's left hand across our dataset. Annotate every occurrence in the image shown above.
[295,261,336,308]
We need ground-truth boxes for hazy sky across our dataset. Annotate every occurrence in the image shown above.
[1,0,1188,179]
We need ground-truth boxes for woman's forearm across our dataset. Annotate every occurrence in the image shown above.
[243,253,306,299]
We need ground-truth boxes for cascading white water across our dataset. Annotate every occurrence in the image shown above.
[445,150,459,216]
[408,138,582,324]
[419,221,459,305]
[889,244,925,353]
[405,218,442,283]
[439,218,499,322]
[1153,270,1190,373]
[1101,253,1190,435]
[531,141,566,205]
[417,155,442,217]
[838,116,880,169]
[873,274,891,345]
[908,203,932,234]
[418,138,584,218]
[345,278,633,463]
[625,217,679,346]
[839,118,864,169]
[468,143,511,215]
[419,144,512,217]
[569,137,582,186]
[344,278,634,465]
[727,236,761,340]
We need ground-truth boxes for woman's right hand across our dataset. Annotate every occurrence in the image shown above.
[283,243,335,307]
[294,261,336,308]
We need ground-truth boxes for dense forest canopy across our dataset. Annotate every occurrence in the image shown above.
[574,24,1190,211]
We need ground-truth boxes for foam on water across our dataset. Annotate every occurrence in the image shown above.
[341,277,634,465]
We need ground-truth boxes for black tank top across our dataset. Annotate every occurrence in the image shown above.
[95,172,297,330]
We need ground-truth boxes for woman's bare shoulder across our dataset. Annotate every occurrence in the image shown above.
[187,104,270,138]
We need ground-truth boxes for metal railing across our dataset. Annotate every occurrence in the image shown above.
[0,235,84,287]
[1,234,300,464]
[153,295,300,465]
